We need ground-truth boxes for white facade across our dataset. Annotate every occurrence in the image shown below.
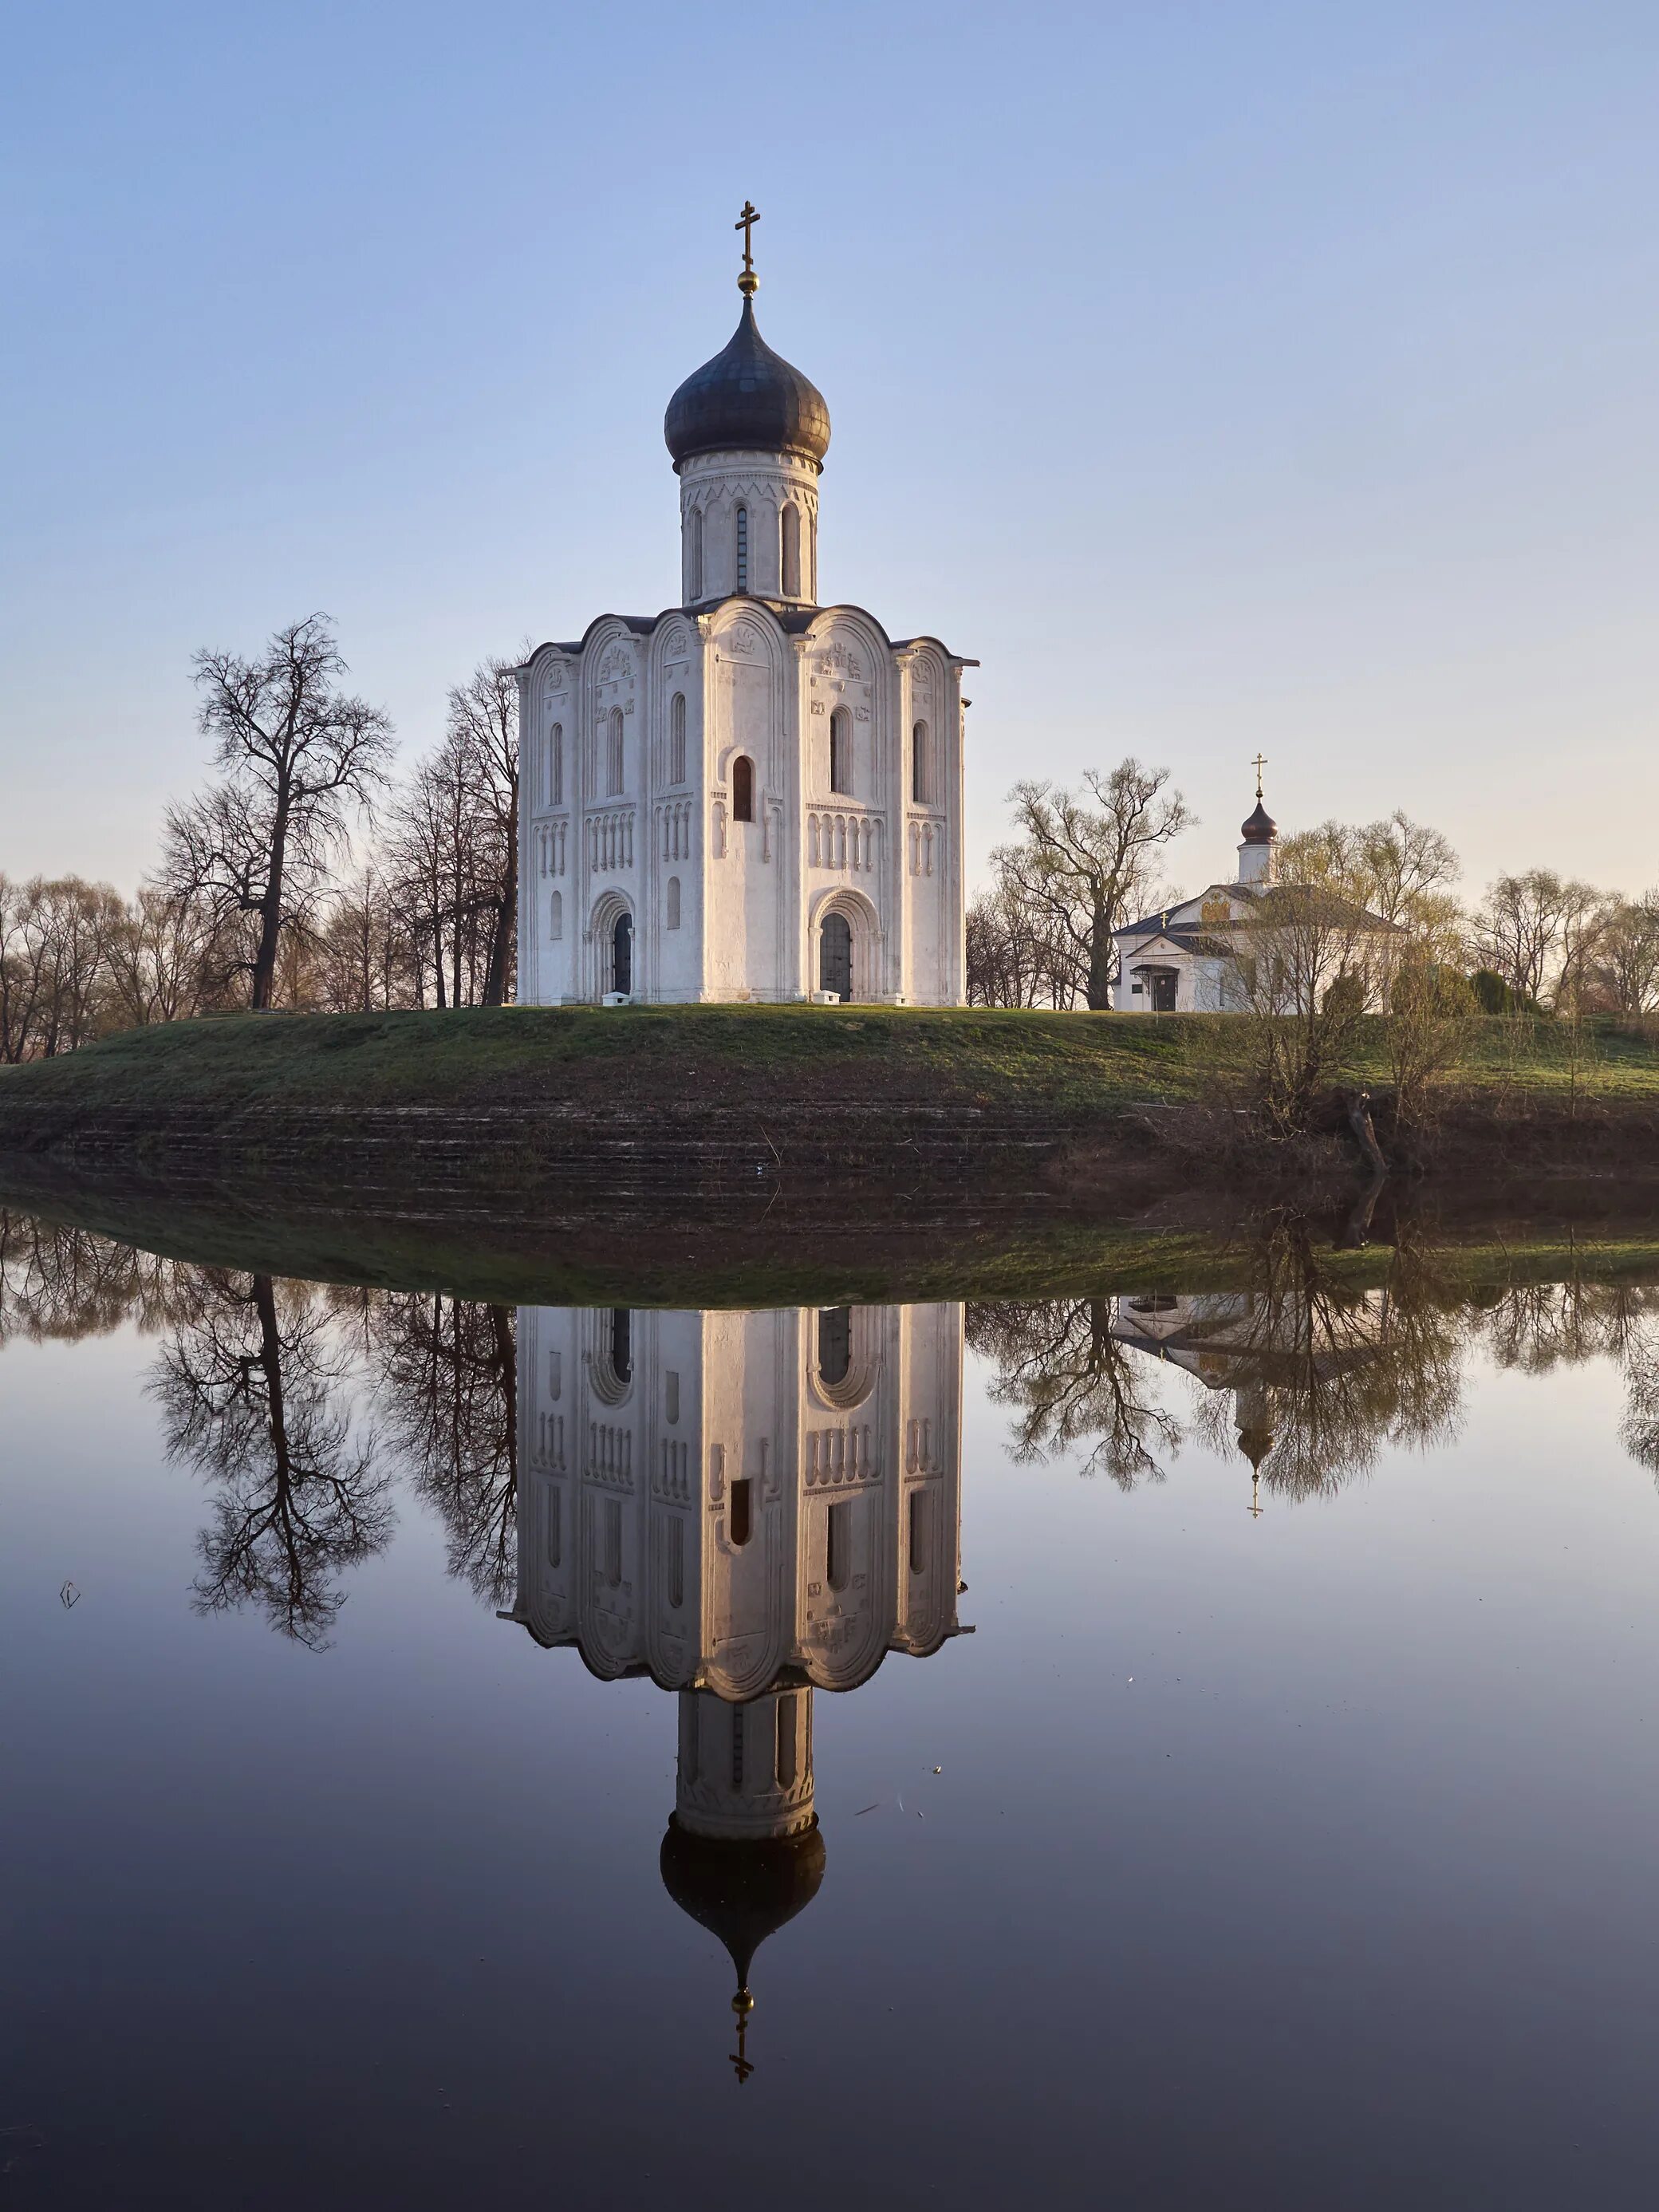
[505,1296,970,2076]
[508,1300,967,1705]
[515,272,973,1007]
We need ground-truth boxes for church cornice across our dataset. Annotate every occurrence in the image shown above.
[518,601,979,670]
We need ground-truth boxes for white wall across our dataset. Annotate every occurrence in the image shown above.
[518,595,969,1007]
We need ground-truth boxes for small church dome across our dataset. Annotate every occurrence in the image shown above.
[1240,800,1277,845]
[664,298,831,471]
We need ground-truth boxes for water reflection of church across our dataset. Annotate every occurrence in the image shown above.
[504,1302,968,2078]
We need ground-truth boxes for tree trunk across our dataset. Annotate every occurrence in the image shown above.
[250,809,289,1011]
[431,920,447,1009]
[1085,898,1114,1011]
[491,1303,517,1484]
[483,796,518,1007]
[1341,1088,1389,1177]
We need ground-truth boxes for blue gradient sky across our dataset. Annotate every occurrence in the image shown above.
[4,2,1655,901]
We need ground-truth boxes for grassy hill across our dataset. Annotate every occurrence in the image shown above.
[2,1007,1657,1223]
[2,1003,1658,1120]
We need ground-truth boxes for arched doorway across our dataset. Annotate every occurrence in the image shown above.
[611,911,633,996]
[819,913,853,1000]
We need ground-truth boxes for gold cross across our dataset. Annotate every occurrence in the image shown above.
[1251,752,1267,800]
[735,200,760,295]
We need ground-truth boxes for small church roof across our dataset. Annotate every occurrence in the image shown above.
[1115,885,1240,940]
[664,296,832,471]
[1240,800,1277,845]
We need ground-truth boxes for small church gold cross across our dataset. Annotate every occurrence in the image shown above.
[1251,751,1267,799]
[735,199,760,288]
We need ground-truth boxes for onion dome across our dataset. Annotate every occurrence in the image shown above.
[664,298,831,472]
[660,1817,827,2085]
[1240,800,1278,845]
[659,1816,826,1988]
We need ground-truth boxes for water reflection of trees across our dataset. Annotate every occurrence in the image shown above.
[1468,1278,1659,1482]
[968,1296,1181,1488]
[365,1292,517,1607]
[2,1216,524,1633]
[151,1272,393,1648]
[14,1209,1659,1607]
[0,1209,196,1345]
[971,1227,1470,1504]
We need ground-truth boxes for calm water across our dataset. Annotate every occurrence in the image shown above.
[6,1215,1659,2207]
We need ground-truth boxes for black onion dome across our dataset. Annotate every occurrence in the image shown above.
[1240,800,1278,845]
[660,1818,826,1989]
[664,298,831,471]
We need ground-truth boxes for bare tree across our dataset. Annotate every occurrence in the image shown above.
[1385,949,1474,1131]
[444,657,521,1006]
[1472,869,1610,1011]
[1281,811,1463,954]
[159,615,394,1011]
[382,734,483,1007]
[309,868,419,1012]
[1218,877,1394,1134]
[1588,894,1659,1015]
[106,887,213,1027]
[0,875,125,1059]
[995,762,1192,1010]
[966,877,1081,1008]
[380,655,522,1010]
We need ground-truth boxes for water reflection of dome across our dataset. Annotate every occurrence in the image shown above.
[660,1819,827,1991]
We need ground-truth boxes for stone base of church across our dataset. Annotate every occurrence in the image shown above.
[550,986,937,1008]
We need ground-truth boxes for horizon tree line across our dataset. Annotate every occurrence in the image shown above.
[0,613,522,1058]
[5,613,1659,1059]
[967,764,1659,1020]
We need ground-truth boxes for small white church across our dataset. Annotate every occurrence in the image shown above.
[1112,787,1287,1012]
[1112,778,1397,1012]
[516,207,973,1007]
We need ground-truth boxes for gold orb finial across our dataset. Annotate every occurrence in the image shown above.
[735,199,760,296]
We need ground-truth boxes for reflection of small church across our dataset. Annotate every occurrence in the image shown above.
[1110,1288,1391,1512]
[505,1300,970,2077]
[515,204,973,1007]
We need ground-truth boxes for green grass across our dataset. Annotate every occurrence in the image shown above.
[2,1004,1658,1119]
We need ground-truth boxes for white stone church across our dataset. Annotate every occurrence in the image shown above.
[516,216,972,1007]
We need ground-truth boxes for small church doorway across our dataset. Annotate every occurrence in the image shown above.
[1141,966,1178,1012]
[819,913,853,1000]
[611,912,633,996]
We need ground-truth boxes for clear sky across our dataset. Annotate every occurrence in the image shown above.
[3,1,1656,904]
